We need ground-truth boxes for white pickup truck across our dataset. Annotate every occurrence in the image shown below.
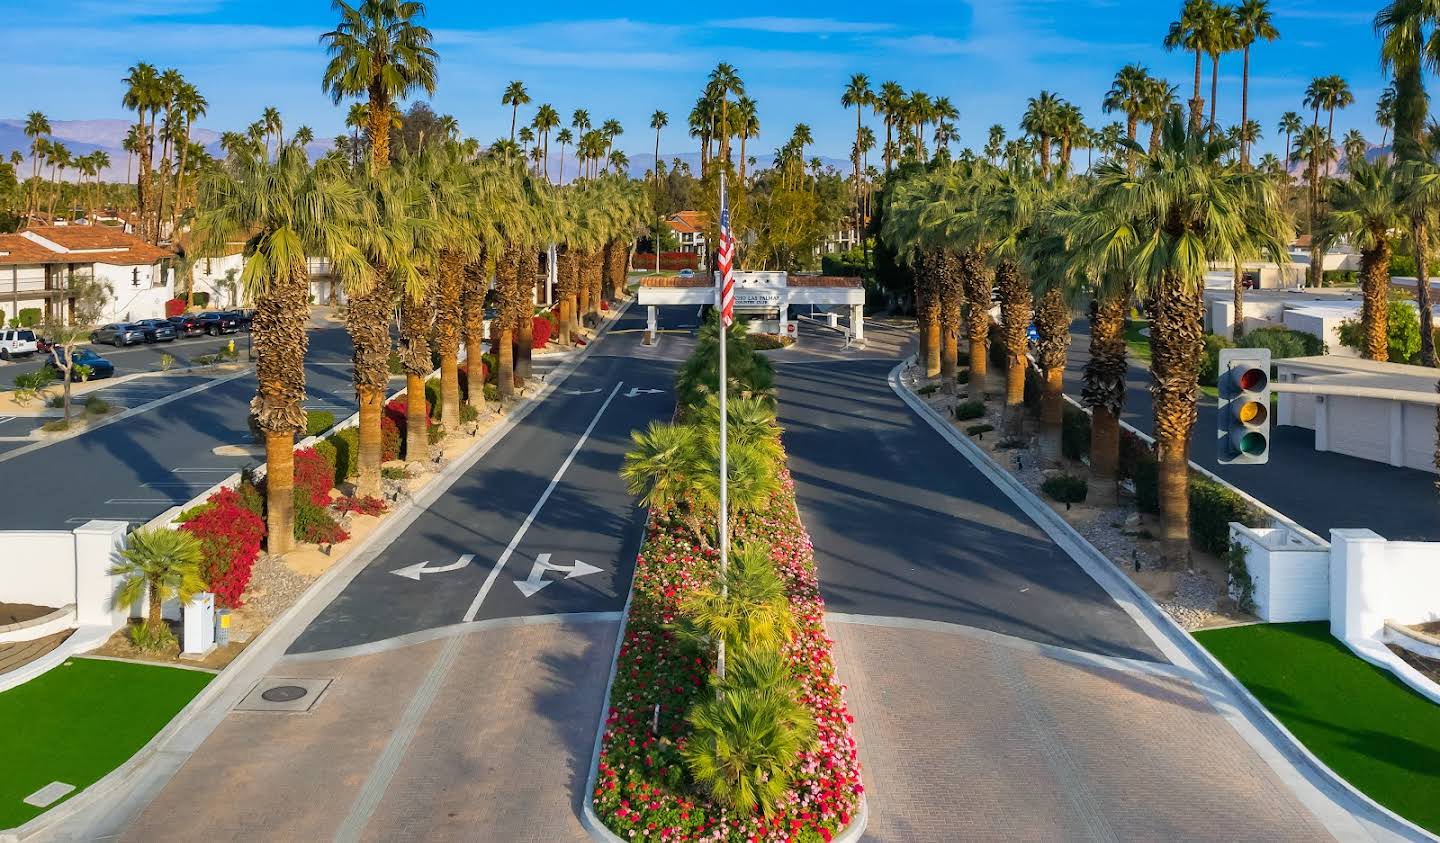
[0,328,38,360]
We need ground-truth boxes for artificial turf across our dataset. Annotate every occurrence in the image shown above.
[0,657,212,829]
[1195,622,1440,834]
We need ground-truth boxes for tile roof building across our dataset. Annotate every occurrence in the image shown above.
[0,225,177,326]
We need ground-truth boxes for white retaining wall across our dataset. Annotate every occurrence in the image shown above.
[0,522,130,630]
[1229,524,1330,622]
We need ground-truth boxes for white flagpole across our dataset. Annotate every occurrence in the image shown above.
[717,170,729,684]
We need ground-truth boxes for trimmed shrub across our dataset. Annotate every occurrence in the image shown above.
[954,399,985,421]
[1236,326,1322,360]
[16,307,41,327]
[1061,404,1090,461]
[917,383,939,396]
[192,291,210,307]
[381,413,401,461]
[304,410,335,437]
[84,396,110,415]
[1338,298,1421,363]
[293,447,333,506]
[165,298,187,318]
[312,437,339,480]
[334,495,386,516]
[1199,334,1234,388]
[294,490,348,545]
[178,486,265,609]
[966,423,994,437]
[423,378,443,419]
[1042,473,1089,506]
[1189,476,1263,556]
[1132,454,1160,515]
[14,369,55,391]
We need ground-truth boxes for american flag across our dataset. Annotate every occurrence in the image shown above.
[717,195,736,327]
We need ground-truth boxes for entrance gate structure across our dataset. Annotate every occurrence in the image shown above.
[636,272,865,345]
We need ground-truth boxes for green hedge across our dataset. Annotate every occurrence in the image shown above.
[1189,476,1263,556]
[1200,335,1234,388]
[322,427,360,483]
[954,399,985,421]
[1061,404,1090,461]
[305,410,335,438]
[1236,326,1322,360]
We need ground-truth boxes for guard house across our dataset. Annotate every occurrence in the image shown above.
[637,272,865,345]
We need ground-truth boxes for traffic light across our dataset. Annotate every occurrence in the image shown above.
[1217,348,1271,464]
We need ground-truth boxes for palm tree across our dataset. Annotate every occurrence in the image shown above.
[1021,91,1063,180]
[973,169,1042,434]
[532,103,560,180]
[1326,159,1403,361]
[22,111,50,225]
[1297,124,1335,288]
[321,0,438,172]
[1377,83,1398,154]
[649,110,668,192]
[1343,130,1369,169]
[501,80,530,147]
[1376,0,1438,364]
[110,528,205,649]
[1022,201,1076,465]
[1165,0,1212,134]
[1234,0,1279,168]
[878,81,906,172]
[985,125,1006,165]
[1197,1,1240,140]
[842,73,872,215]
[1142,78,1180,156]
[171,81,208,259]
[123,123,141,186]
[123,62,164,240]
[47,143,71,220]
[555,127,574,183]
[600,119,623,170]
[193,145,369,549]
[1278,111,1304,165]
[1104,64,1152,175]
[345,102,369,168]
[707,63,745,167]
[1080,113,1291,566]
[733,96,759,183]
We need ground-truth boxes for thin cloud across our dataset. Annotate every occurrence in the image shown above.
[709,17,894,35]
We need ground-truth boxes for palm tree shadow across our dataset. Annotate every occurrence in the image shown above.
[528,621,621,824]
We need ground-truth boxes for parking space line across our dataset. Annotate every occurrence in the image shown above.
[66,516,142,525]
[172,467,239,474]
[105,498,186,505]
[141,481,218,489]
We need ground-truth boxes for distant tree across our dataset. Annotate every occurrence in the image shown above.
[42,271,110,424]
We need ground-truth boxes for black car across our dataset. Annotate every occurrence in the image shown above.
[90,323,145,346]
[167,315,204,338]
[229,309,255,330]
[132,319,178,343]
[195,311,239,336]
[45,348,115,380]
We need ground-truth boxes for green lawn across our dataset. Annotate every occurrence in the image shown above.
[1123,319,1152,365]
[0,658,212,829]
[1195,622,1440,834]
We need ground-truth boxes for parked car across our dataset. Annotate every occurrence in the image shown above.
[43,348,115,380]
[0,329,38,360]
[228,309,255,330]
[678,268,696,279]
[91,323,145,347]
[167,315,204,338]
[195,311,239,336]
[132,319,177,343]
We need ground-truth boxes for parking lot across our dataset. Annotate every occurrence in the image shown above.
[0,333,254,384]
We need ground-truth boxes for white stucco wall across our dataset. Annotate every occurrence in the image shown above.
[191,253,248,309]
[1229,524,1330,622]
[0,531,79,607]
[94,262,173,323]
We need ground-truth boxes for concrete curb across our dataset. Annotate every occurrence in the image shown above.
[1,299,634,843]
[891,361,1436,843]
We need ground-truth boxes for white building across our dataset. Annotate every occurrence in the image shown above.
[0,225,176,325]
[666,211,708,262]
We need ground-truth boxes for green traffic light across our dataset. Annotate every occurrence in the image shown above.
[1239,431,1266,455]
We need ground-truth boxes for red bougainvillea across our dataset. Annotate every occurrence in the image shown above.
[178,487,265,609]
[593,471,863,842]
[532,314,554,349]
[293,447,333,506]
[333,495,387,516]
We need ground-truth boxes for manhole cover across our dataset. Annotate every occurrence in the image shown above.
[260,685,308,703]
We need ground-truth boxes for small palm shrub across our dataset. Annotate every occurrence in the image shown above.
[681,684,817,816]
[110,528,206,651]
[954,399,985,420]
[678,543,796,654]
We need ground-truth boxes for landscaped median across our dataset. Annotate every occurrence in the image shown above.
[591,318,862,843]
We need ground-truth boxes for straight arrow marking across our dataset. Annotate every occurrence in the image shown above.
[391,554,474,581]
[462,381,623,622]
[562,388,602,395]
[625,387,664,398]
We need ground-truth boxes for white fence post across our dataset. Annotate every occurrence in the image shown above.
[72,520,130,628]
[1329,528,1389,644]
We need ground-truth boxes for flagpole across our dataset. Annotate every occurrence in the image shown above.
[716,169,729,684]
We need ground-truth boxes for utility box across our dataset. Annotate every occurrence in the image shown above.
[183,592,216,655]
[215,608,231,646]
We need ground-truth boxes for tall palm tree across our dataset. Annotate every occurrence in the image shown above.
[501,80,530,146]
[1142,78,1180,156]
[321,0,438,172]
[600,119,623,170]
[22,111,50,226]
[1081,113,1291,566]
[171,81,208,262]
[1342,130,1369,169]
[1198,2,1240,140]
[1298,124,1335,288]
[555,127,574,183]
[1326,159,1403,361]
[1319,75,1355,177]
[1234,0,1279,168]
[47,143,71,220]
[1021,91,1062,180]
[842,73,872,216]
[1022,199,1077,465]
[878,81,906,172]
[532,103,560,180]
[1278,111,1303,165]
[707,63,745,168]
[732,96,759,183]
[1376,0,1438,365]
[122,62,164,240]
[1376,82,1398,154]
[123,123,141,186]
[985,124,1006,165]
[649,109,668,192]
[1104,64,1152,175]
[1165,0,1212,134]
[193,145,369,550]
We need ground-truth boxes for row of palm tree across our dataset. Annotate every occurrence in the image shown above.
[17,114,117,224]
[119,64,210,243]
[497,80,628,181]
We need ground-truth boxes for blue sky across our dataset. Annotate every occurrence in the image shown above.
[3,0,1394,162]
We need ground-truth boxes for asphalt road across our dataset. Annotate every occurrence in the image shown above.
[289,305,693,653]
[1064,319,1440,541]
[0,324,358,530]
[775,324,1162,662]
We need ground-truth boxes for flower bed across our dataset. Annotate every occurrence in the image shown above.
[593,472,862,842]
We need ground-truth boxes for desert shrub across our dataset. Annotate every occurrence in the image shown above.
[312,437,337,476]
[480,353,498,383]
[1189,476,1263,556]
[966,423,994,437]
[483,383,500,402]
[46,393,65,408]
[381,465,409,480]
[16,307,41,327]
[744,333,790,351]
[423,378,444,418]
[293,447,333,506]
[1042,473,1089,506]
[333,495,386,516]
[1338,297,1421,363]
[460,403,479,424]
[304,410,335,437]
[1387,253,1440,277]
[1061,404,1090,461]
[178,486,265,608]
[427,422,446,444]
[1199,334,1235,388]
[294,490,348,545]
[917,383,939,396]
[192,291,210,307]
[14,369,54,392]
[1236,326,1322,360]
[41,419,70,432]
[954,399,985,420]
[84,396,110,415]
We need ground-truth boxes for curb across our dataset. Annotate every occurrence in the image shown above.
[891,361,1435,843]
[0,298,634,843]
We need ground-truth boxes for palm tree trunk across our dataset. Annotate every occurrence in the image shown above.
[147,578,165,636]
[404,373,427,461]
[1040,367,1065,464]
[497,325,515,400]
[1362,242,1391,361]
[1034,288,1071,465]
[1147,277,1204,568]
[1208,56,1220,140]
[436,253,464,430]
[347,271,394,497]
[1240,46,1252,168]
[1417,221,1435,367]
[516,311,533,380]
[996,260,1031,437]
[266,431,295,554]
[368,87,391,172]
[1232,261,1246,339]
[462,258,488,416]
[357,389,383,496]
[1190,50,1204,134]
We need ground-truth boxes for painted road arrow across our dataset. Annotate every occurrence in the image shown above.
[513,553,603,597]
[625,387,664,398]
[562,388,603,395]
[391,554,474,581]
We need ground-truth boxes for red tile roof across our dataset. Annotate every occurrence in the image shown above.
[667,211,708,235]
[0,234,58,266]
[3,225,175,266]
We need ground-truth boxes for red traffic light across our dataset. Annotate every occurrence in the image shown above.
[1238,367,1267,392]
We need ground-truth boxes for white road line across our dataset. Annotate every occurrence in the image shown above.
[0,416,16,424]
[172,467,240,474]
[105,498,185,505]
[461,380,623,623]
[141,481,217,489]
[66,516,141,525]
